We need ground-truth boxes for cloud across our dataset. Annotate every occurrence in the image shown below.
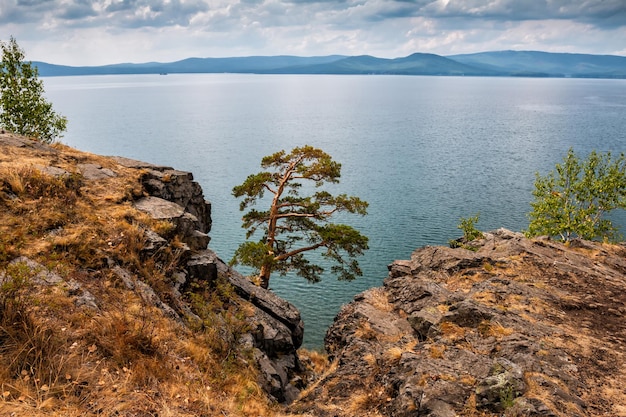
[59,0,98,20]
[1,0,56,24]
[105,0,137,12]
[6,0,626,30]
[420,0,626,27]
[90,0,208,29]
[2,0,211,28]
[2,0,625,65]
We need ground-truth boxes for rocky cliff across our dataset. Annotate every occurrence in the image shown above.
[3,132,626,417]
[113,154,305,403]
[0,132,304,416]
[291,229,626,416]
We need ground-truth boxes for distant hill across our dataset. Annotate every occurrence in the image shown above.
[263,53,498,76]
[33,55,348,76]
[34,51,626,78]
[448,50,626,78]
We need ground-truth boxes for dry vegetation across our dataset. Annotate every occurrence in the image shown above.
[0,136,304,416]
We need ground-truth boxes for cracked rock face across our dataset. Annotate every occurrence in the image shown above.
[0,134,305,406]
[290,229,626,417]
[111,155,304,403]
[115,155,304,404]
[184,248,305,403]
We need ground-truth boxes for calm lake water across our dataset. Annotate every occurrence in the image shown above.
[43,74,626,348]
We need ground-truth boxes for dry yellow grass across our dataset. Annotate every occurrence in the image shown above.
[382,338,418,365]
[353,320,377,340]
[477,320,515,338]
[298,348,329,376]
[472,290,498,305]
[444,271,489,292]
[428,344,446,359]
[0,136,299,416]
[347,390,387,415]
[461,392,497,417]
[366,287,394,312]
[438,321,466,343]
[459,374,477,386]
[294,353,338,401]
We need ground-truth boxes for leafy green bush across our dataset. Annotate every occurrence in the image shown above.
[0,37,67,143]
[458,213,484,241]
[449,213,484,251]
[526,148,626,242]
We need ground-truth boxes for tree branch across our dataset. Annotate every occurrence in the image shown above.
[274,209,337,219]
[264,183,277,194]
[274,242,327,261]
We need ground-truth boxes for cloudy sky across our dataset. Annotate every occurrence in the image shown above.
[2,0,625,66]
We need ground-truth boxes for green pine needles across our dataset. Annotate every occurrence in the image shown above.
[230,146,369,289]
[526,148,626,242]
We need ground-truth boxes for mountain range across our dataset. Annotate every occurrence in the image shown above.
[34,50,626,79]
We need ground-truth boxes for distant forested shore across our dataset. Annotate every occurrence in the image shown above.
[35,50,626,79]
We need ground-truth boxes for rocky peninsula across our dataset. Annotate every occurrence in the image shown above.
[292,229,626,416]
[1,132,625,416]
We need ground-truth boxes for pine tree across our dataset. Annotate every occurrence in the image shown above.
[231,146,369,289]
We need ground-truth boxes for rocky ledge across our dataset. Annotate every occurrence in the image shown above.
[291,229,626,416]
[0,133,303,404]
[101,158,306,403]
[113,153,307,383]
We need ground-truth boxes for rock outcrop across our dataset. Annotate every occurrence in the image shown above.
[0,133,304,405]
[183,248,305,403]
[116,156,305,403]
[112,156,212,251]
[291,229,626,416]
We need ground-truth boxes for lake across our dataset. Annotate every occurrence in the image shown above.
[43,74,626,348]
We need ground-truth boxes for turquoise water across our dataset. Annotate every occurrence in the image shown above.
[44,74,626,348]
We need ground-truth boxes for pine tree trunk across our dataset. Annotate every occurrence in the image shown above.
[259,264,271,289]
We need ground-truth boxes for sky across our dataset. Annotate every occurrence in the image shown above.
[1,0,626,66]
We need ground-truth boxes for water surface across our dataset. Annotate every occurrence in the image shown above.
[44,74,626,348]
